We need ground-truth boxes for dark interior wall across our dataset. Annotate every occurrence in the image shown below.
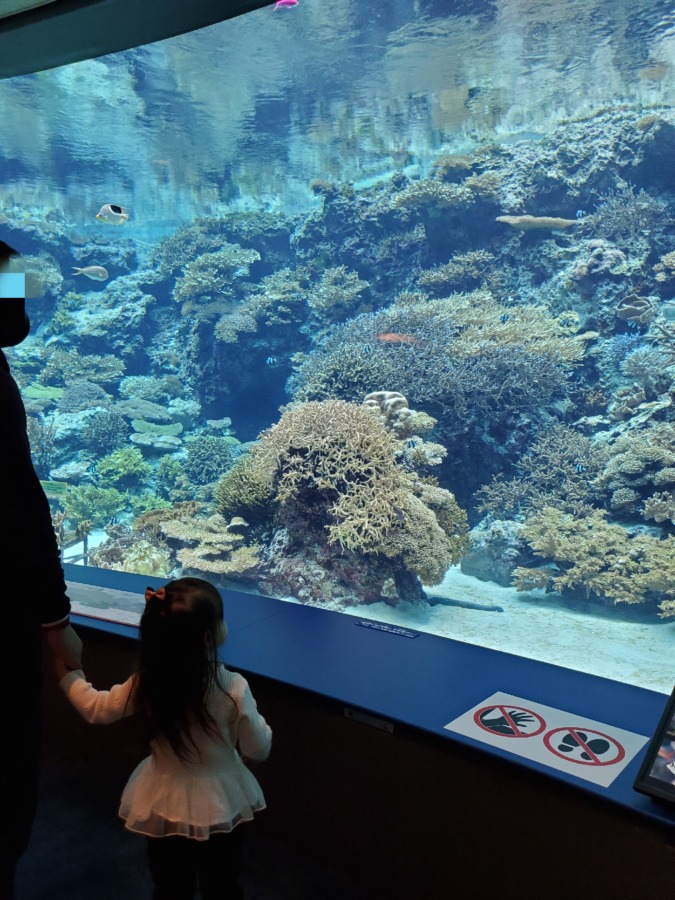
[40,626,675,900]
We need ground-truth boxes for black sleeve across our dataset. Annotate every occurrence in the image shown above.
[0,351,70,625]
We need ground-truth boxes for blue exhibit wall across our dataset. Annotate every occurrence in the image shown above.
[63,562,675,831]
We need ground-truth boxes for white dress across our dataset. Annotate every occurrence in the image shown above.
[60,664,272,840]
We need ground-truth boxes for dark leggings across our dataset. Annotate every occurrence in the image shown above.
[146,828,244,900]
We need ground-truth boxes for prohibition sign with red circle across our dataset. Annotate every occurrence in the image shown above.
[544,727,626,766]
[474,704,546,738]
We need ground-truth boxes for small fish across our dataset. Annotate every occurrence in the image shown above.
[575,463,587,474]
[275,0,297,7]
[376,332,418,345]
[96,203,129,225]
[266,356,279,366]
[363,343,372,354]
[72,265,109,281]
[406,439,418,449]
[576,209,586,218]
[391,504,406,523]
[500,313,510,324]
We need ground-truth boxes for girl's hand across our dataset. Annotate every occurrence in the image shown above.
[53,656,76,682]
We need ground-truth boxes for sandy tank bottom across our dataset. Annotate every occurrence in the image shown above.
[327,568,675,697]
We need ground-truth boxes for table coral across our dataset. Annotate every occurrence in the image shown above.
[160,513,262,580]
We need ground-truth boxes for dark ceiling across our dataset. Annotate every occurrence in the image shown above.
[0,0,270,79]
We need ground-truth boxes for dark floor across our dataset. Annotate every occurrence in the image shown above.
[15,745,371,900]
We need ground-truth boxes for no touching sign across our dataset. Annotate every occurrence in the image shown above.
[445,691,649,787]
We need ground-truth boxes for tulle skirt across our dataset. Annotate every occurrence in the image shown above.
[118,755,267,841]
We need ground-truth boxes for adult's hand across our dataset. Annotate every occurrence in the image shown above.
[45,624,83,672]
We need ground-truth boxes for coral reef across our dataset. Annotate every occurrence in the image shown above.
[57,380,111,413]
[461,518,530,586]
[27,415,58,478]
[64,485,127,528]
[513,507,675,616]
[183,435,239,486]
[477,425,609,519]
[160,513,262,580]
[250,399,468,595]
[306,265,369,326]
[95,447,151,489]
[595,422,675,521]
[214,454,275,525]
[80,410,128,455]
[173,244,261,314]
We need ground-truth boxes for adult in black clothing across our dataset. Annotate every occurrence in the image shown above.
[0,240,82,900]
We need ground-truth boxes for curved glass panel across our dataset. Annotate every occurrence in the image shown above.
[3,0,674,692]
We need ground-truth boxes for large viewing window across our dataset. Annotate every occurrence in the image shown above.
[3,0,674,694]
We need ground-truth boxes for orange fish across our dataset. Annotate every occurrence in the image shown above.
[376,332,419,345]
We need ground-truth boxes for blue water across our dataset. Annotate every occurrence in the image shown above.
[2,0,675,689]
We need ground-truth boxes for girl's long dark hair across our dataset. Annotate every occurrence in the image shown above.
[135,577,234,763]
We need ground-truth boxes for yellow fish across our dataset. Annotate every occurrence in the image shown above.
[72,265,109,281]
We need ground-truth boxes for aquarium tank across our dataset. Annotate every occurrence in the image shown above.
[3,0,674,693]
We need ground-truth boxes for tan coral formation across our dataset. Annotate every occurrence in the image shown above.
[513,507,675,616]
[363,391,413,438]
[160,513,262,579]
[252,399,468,585]
[616,293,658,326]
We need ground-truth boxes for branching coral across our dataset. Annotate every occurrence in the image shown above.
[184,435,239,486]
[27,415,58,478]
[39,348,125,387]
[150,220,226,279]
[214,454,275,525]
[96,447,151,489]
[477,424,609,518]
[57,380,111,413]
[253,400,405,554]
[81,410,128,455]
[580,185,669,244]
[513,507,675,615]
[291,291,587,443]
[251,399,468,585]
[88,525,173,577]
[172,244,261,314]
[213,267,310,344]
[64,485,127,528]
[417,250,499,294]
[306,265,369,325]
[391,172,500,210]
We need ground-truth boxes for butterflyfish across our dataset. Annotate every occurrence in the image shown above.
[96,204,129,225]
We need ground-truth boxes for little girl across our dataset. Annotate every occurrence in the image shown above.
[57,576,272,900]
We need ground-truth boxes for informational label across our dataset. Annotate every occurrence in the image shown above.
[355,620,420,639]
[67,581,144,626]
[444,691,649,787]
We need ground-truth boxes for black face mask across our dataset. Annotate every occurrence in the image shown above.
[0,299,30,347]
[0,240,30,348]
